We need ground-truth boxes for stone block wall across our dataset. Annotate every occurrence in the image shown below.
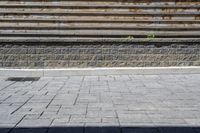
[0,43,199,68]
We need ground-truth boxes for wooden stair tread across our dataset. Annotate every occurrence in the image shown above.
[0,37,200,43]
[1,30,200,36]
[1,4,200,9]
[0,25,200,31]
[0,0,199,40]
[1,10,199,16]
[1,18,200,24]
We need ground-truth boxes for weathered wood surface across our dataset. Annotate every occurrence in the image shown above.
[0,0,199,40]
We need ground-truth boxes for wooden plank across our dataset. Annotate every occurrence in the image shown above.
[0,4,200,9]
[0,18,200,24]
[0,25,199,31]
[0,0,199,39]
[1,30,200,37]
[0,11,199,16]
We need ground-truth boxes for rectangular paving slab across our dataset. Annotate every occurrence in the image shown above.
[0,74,200,133]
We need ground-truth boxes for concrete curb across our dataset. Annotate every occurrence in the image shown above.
[0,67,200,77]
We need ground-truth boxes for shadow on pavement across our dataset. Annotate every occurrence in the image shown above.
[0,126,200,133]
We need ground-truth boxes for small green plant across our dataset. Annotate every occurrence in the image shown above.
[147,33,155,40]
[127,35,134,39]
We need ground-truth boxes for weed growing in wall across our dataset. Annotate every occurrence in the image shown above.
[147,33,156,40]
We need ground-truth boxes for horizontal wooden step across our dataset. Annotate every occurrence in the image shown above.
[0,18,200,24]
[1,30,199,38]
[0,9,198,16]
[0,26,199,31]
[0,1,199,5]
[0,11,199,16]
[0,0,199,40]
[0,37,200,43]
[1,4,200,9]
[1,16,197,21]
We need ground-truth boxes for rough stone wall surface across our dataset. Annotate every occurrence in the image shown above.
[0,43,199,68]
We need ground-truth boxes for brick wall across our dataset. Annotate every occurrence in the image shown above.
[0,43,199,68]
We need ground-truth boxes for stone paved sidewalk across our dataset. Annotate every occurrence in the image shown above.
[0,74,200,133]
